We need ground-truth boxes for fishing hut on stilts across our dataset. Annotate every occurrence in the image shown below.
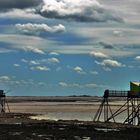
[0,90,10,113]
[94,82,140,126]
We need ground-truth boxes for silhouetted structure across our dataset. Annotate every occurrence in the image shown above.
[0,90,10,113]
[94,82,140,125]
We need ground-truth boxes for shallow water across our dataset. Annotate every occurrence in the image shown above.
[31,111,129,124]
[28,101,136,124]
[31,112,96,121]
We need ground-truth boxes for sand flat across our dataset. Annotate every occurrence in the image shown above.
[6,96,127,114]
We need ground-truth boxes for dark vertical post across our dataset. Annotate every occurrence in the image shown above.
[127,97,129,124]
[133,98,136,125]
[138,98,140,125]
[1,97,5,113]
[104,90,109,122]
[0,90,6,113]
[104,97,109,122]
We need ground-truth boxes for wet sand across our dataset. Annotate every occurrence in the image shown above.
[0,113,139,140]
[7,96,126,114]
[0,96,139,140]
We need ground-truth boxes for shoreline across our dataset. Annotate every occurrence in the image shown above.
[0,113,139,140]
[0,96,138,139]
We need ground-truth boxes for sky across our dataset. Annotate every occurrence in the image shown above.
[0,0,140,96]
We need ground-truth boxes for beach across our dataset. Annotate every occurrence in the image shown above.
[0,96,139,140]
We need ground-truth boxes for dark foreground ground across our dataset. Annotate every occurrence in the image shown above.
[0,113,140,140]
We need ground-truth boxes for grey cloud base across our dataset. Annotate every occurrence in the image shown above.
[0,0,43,11]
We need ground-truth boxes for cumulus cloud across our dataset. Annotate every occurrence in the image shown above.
[30,66,50,71]
[0,0,123,23]
[21,59,28,63]
[113,30,123,37]
[49,52,59,56]
[0,75,49,90]
[74,66,83,72]
[90,51,108,59]
[0,9,42,19]
[90,71,98,75]
[27,58,60,67]
[135,56,140,60]
[23,46,45,55]
[73,66,86,74]
[58,81,108,89]
[47,57,60,64]
[0,76,11,81]
[15,23,65,35]
[59,82,82,88]
[102,59,124,67]
[29,60,40,65]
[39,0,123,22]
[30,58,60,65]
[95,59,125,68]
[13,64,20,67]
[0,0,42,11]
[59,82,68,87]
[85,83,98,88]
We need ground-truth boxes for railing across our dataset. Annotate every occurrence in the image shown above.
[104,90,129,97]
[104,90,140,98]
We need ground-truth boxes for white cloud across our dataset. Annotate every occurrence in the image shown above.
[47,57,60,64]
[24,46,45,55]
[102,59,124,67]
[52,24,66,33]
[135,56,140,60]
[73,66,86,74]
[0,75,48,89]
[59,82,68,87]
[49,52,59,56]
[13,64,20,67]
[0,0,124,24]
[90,71,99,75]
[41,0,122,22]
[29,60,40,65]
[58,81,108,89]
[59,82,82,88]
[0,9,43,19]
[30,66,50,71]
[38,82,46,86]
[0,76,11,81]
[90,51,108,59]
[113,30,123,37]
[85,83,98,88]
[95,59,125,68]
[15,23,65,35]
[26,58,60,68]
[21,59,28,63]
[74,66,82,72]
